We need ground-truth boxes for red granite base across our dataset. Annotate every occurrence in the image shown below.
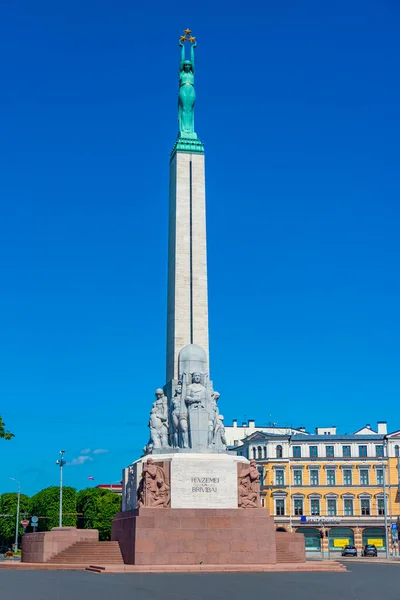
[22,527,99,563]
[112,508,284,565]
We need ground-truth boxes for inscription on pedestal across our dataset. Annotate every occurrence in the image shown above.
[171,456,238,508]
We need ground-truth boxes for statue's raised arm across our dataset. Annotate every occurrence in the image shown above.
[177,30,197,139]
[179,39,186,72]
[190,41,196,74]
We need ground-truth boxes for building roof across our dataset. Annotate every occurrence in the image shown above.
[290,434,385,441]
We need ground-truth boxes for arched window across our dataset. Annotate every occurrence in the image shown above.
[252,447,257,459]
[258,446,262,459]
[276,445,283,458]
[263,446,267,459]
[395,445,399,458]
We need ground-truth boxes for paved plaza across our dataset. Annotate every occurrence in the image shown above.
[0,563,398,600]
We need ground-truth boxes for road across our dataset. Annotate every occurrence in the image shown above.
[0,563,398,600]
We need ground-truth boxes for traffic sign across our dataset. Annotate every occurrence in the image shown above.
[31,516,38,524]
[21,519,29,527]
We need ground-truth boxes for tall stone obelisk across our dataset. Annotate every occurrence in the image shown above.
[166,32,209,383]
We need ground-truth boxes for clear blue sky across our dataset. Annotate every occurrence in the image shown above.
[1,0,399,496]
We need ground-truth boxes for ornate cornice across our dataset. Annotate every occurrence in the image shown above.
[170,136,205,158]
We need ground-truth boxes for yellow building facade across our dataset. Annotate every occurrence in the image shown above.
[234,422,400,554]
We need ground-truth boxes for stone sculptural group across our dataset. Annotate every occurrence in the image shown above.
[137,344,260,510]
[145,372,227,453]
[137,457,170,508]
[238,460,261,508]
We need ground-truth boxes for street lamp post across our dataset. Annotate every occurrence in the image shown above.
[10,478,20,553]
[381,441,389,559]
[56,450,66,528]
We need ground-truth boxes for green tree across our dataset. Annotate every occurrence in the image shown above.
[0,493,30,546]
[29,486,77,531]
[77,488,120,541]
[0,416,14,440]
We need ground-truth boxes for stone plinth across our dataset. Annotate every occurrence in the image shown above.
[122,453,249,511]
[112,508,277,565]
[22,527,98,563]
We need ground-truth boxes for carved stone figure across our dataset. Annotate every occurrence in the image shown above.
[214,414,227,448]
[137,458,170,508]
[208,390,220,446]
[185,372,207,409]
[148,388,169,449]
[170,381,182,447]
[238,460,261,508]
[125,465,137,511]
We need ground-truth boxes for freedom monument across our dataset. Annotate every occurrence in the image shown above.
[111,31,306,565]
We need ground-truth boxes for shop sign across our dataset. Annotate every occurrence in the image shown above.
[300,516,342,524]
[333,538,350,548]
[367,538,383,547]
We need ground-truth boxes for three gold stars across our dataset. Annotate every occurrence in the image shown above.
[180,28,196,43]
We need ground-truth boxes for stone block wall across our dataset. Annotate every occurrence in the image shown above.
[22,527,98,563]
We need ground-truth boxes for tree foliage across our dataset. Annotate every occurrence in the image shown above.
[0,486,120,544]
[0,416,14,440]
[29,486,77,531]
[77,488,120,541]
[0,493,30,546]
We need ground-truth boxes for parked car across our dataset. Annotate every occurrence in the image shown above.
[362,544,378,557]
[341,545,358,557]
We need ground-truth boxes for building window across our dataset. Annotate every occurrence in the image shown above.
[275,469,285,486]
[344,498,354,516]
[326,470,336,485]
[310,469,319,486]
[294,499,303,516]
[377,498,385,515]
[258,467,264,486]
[395,445,399,458]
[361,498,370,516]
[343,469,352,485]
[360,469,369,485]
[326,445,334,458]
[293,470,302,486]
[263,446,267,459]
[327,498,337,516]
[276,445,283,459]
[252,447,257,459]
[342,445,351,458]
[309,446,318,458]
[293,446,301,458]
[376,469,384,485]
[375,445,384,458]
[258,446,262,460]
[310,498,320,515]
[275,499,285,516]
[358,445,367,457]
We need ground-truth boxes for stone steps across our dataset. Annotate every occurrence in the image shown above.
[47,541,124,565]
[276,550,306,563]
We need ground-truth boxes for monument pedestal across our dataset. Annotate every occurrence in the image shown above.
[115,451,306,565]
[112,508,279,565]
[122,453,249,511]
